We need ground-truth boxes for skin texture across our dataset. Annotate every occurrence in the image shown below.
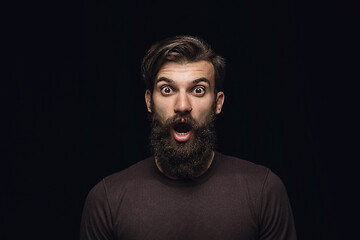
[145,60,224,124]
[145,61,225,179]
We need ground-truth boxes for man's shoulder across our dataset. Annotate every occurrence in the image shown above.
[216,152,286,198]
[102,156,155,187]
[216,152,287,192]
[216,152,269,177]
[84,157,155,204]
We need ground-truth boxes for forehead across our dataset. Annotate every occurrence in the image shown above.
[156,61,215,85]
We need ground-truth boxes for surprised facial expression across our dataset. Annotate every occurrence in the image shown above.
[145,60,225,143]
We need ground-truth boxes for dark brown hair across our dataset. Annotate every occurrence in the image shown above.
[141,35,226,92]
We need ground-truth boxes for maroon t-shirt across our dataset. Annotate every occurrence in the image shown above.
[80,152,296,240]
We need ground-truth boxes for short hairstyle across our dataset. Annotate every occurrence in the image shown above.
[141,35,226,92]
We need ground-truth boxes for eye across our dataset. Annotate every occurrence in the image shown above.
[161,86,173,95]
[193,86,205,96]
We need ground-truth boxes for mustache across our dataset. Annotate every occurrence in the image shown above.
[151,112,200,130]
[166,113,198,129]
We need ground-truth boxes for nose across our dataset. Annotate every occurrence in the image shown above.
[174,91,192,113]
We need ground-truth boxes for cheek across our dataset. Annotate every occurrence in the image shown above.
[192,102,214,122]
[153,100,173,119]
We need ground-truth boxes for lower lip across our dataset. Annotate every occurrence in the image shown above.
[172,129,192,142]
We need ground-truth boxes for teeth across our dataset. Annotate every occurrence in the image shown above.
[177,132,188,136]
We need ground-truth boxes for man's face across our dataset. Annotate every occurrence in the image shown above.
[144,60,225,179]
[145,60,224,140]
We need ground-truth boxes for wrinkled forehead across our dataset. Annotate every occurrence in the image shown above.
[155,61,215,87]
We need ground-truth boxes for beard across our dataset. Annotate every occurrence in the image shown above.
[149,108,217,180]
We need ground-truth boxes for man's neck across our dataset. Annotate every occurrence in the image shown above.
[155,151,215,180]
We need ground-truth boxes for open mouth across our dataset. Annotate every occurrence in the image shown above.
[172,122,192,142]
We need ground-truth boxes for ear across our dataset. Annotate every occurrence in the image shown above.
[145,89,152,113]
[215,91,225,114]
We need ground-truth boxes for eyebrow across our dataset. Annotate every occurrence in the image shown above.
[156,77,174,84]
[156,77,211,86]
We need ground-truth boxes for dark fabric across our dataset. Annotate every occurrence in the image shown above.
[80,152,296,240]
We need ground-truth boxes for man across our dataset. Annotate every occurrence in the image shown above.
[80,35,297,240]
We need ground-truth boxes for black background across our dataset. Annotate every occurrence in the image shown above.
[5,0,357,239]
